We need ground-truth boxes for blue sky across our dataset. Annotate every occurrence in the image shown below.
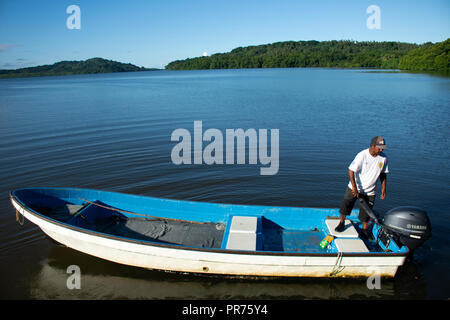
[0,0,449,69]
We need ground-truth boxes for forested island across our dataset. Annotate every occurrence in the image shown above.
[166,39,449,74]
[0,58,154,78]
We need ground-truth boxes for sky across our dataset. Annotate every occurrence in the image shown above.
[0,0,449,69]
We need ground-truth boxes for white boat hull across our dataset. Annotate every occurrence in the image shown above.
[12,197,406,278]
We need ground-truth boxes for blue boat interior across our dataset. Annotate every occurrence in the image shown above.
[12,188,408,254]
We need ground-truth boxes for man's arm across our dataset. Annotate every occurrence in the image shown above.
[349,169,359,198]
[379,172,387,199]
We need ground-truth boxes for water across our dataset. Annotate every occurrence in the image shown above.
[0,68,449,299]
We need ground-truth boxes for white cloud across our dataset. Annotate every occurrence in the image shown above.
[0,44,19,52]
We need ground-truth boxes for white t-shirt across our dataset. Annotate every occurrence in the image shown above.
[347,148,389,196]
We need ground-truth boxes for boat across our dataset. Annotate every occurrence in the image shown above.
[9,187,431,278]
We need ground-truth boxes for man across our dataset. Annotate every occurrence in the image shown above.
[335,136,389,239]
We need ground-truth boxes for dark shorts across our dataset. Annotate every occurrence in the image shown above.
[339,187,375,223]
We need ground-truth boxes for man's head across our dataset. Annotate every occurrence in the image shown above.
[370,136,387,156]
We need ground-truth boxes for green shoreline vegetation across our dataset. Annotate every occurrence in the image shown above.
[166,39,449,75]
[1,39,448,79]
[0,57,155,79]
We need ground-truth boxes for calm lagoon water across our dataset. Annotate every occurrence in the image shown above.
[0,68,449,299]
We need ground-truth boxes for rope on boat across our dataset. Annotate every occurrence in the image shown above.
[77,197,207,225]
[330,252,345,276]
[15,209,24,226]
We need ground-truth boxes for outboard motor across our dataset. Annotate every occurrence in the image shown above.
[381,206,431,251]
[359,199,431,251]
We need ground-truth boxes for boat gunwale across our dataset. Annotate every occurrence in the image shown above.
[10,189,409,258]
[11,186,341,211]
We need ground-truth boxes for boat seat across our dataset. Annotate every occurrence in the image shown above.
[334,238,369,253]
[226,233,258,251]
[325,219,359,238]
[225,216,262,251]
[229,215,259,233]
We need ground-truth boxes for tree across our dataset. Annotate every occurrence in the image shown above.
[165,40,422,71]
[398,39,449,73]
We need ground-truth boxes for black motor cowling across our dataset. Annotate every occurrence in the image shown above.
[381,206,431,251]
[359,199,431,251]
